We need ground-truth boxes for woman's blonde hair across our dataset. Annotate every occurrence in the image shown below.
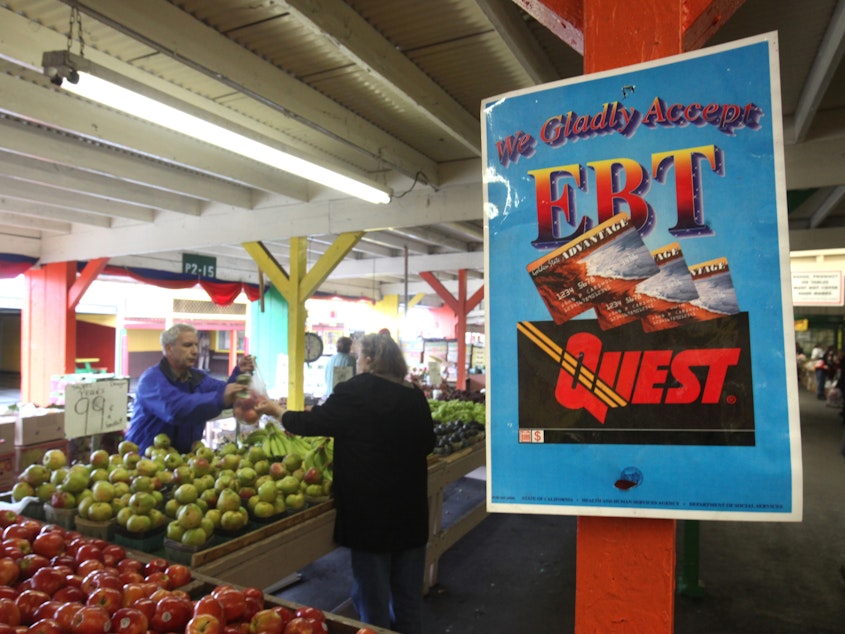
[358,331,407,380]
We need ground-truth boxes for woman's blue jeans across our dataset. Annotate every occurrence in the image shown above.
[350,545,426,634]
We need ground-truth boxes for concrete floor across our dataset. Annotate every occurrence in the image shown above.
[277,387,845,633]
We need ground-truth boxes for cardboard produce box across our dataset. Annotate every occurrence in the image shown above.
[15,410,65,446]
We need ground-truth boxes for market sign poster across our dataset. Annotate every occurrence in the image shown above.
[482,34,801,521]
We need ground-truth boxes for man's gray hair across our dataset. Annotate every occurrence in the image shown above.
[161,323,197,352]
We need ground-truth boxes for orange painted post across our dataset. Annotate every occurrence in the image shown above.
[573,1,695,632]
[22,262,77,406]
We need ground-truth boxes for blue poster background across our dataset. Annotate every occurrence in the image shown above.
[482,34,802,520]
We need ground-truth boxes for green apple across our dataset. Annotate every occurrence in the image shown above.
[78,496,94,518]
[174,483,198,504]
[113,481,131,497]
[220,509,247,531]
[237,467,258,487]
[20,464,50,487]
[200,516,214,538]
[118,440,139,456]
[181,527,207,547]
[268,462,286,480]
[204,508,221,528]
[125,513,152,533]
[277,476,301,496]
[153,433,171,450]
[89,449,110,469]
[166,520,184,541]
[216,488,241,513]
[36,482,56,503]
[252,500,275,518]
[273,496,287,515]
[61,470,89,494]
[49,467,68,487]
[128,491,156,515]
[42,449,67,470]
[91,480,116,503]
[282,452,303,472]
[149,508,166,528]
[87,501,113,521]
[164,498,181,518]
[285,492,305,511]
[116,506,132,527]
[135,459,159,478]
[305,484,324,498]
[257,480,277,503]
[89,468,110,483]
[177,503,203,529]
[109,467,131,485]
[164,452,183,469]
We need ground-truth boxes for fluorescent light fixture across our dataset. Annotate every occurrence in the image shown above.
[42,51,391,205]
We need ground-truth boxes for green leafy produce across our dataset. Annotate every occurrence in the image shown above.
[428,399,485,425]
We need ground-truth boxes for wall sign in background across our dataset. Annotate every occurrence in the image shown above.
[482,34,801,521]
[791,271,843,306]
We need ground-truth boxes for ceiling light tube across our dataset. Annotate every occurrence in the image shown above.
[42,51,391,205]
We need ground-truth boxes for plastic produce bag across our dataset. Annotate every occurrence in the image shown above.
[233,360,268,442]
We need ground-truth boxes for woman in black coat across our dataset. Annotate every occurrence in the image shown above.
[257,331,435,634]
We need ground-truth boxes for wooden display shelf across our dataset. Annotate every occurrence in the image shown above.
[194,442,487,592]
[425,442,487,591]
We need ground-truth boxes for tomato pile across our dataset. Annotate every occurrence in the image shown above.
[0,510,340,634]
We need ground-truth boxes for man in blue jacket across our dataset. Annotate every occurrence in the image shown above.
[125,323,254,453]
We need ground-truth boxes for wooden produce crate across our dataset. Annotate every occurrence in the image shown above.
[188,500,334,572]
[124,547,398,634]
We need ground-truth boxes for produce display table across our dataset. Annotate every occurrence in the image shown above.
[194,442,487,592]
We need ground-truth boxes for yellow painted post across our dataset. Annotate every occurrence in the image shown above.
[243,233,364,410]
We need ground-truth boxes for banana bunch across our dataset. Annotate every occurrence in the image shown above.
[303,436,334,480]
[260,421,292,459]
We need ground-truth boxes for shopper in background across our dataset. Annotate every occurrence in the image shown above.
[257,331,435,634]
[126,323,254,453]
[324,335,356,397]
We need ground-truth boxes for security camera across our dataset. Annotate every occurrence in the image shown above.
[50,75,63,86]
[67,69,79,84]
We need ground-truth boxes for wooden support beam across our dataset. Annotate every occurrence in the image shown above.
[420,270,484,389]
[69,257,110,309]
